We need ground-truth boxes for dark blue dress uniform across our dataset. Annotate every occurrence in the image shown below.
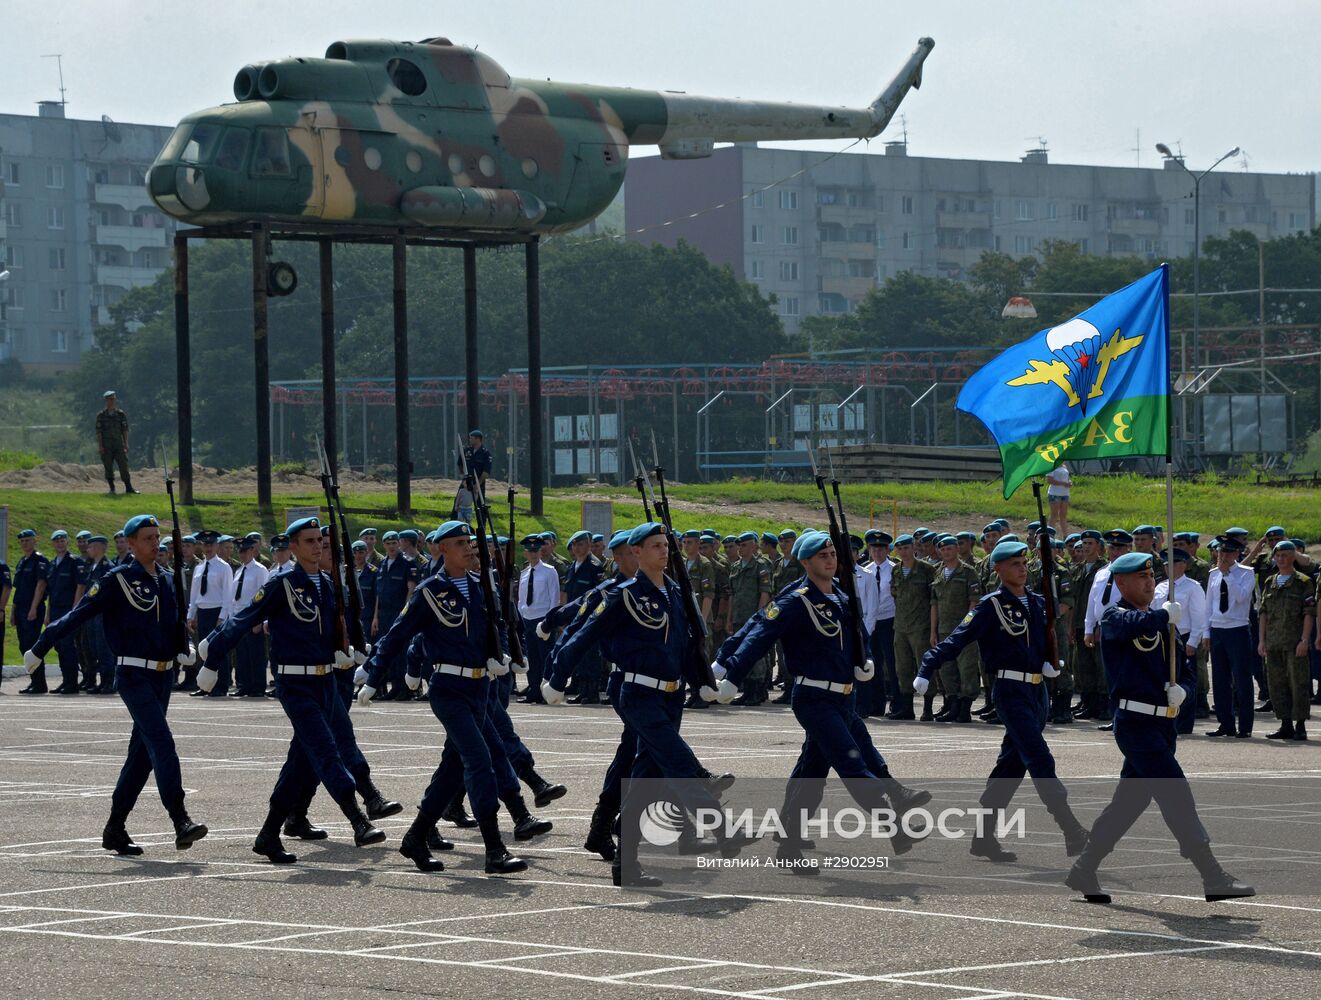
[1067,593,1253,901]
[45,551,86,691]
[922,586,1088,856]
[204,561,378,859]
[374,554,419,691]
[361,564,527,872]
[563,553,605,700]
[83,556,118,692]
[719,577,928,853]
[29,557,206,850]
[14,547,50,692]
[0,560,9,687]
[356,560,378,646]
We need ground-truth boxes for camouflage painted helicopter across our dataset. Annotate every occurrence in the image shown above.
[148,36,933,235]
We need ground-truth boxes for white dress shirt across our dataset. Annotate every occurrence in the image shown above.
[1207,562,1255,629]
[517,562,560,619]
[269,557,294,579]
[188,555,234,620]
[228,558,269,617]
[1154,574,1208,646]
[1084,565,1122,634]
[857,559,896,632]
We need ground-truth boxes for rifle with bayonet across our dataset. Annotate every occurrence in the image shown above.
[811,446,866,669]
[499,485,526,667]
[317,436,368,657]
[457,437,504,663]
[314,435,351,659]
[627,438,653,520]
[1032,480,1062,674]
[161,448,190,659]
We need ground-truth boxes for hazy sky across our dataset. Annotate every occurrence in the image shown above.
[3,0,1316,174]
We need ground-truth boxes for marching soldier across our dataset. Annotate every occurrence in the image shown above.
[372,530,419,699]
[728,531,772,705]
[931,534,981,723]
[31,530,84,694]
[563,529,606,703]
[890,533,935,721]
[1066,551,1253,904]
[1081,528,1135,724]
[95,390,139,495]
[1258,540,1314,741]
[81,535,117,694]
[24,515,205,854]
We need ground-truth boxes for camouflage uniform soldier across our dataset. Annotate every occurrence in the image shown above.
[681,530,716,653]
[1070,531,1108,718]
[96,391,138,495]
[889,533,936,720]
[771,529,802,701]
[700,533,732,652]
[1132,526,1167,585]
[930,535,981,723]
[729,532,773,705]
[1257,540,1315,741]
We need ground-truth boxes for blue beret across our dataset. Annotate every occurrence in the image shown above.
[569,530,592,545]
[722,535,737,544]
[433,521,471,542]
[541,530,558,541]
[629,522,665,546]
[398,529,420,542]
[998,533,1020,544]
[1173,531,1198,542]
[468,429,483,438]
[75,530,92,541]
[287,517,321,538]
[894,533,915,545]
[113,531,126,539]
[122,516,159,537]
[1266,525,1286,537]
[1026,521,1042,531]
[87,535,108,545]
[936,534,956,547]
[1080,529,1103,542]
[1291,537,1306,548]
[221,535,237,544]
[681,529,700,540]
[521,534,544,550]
[381,530,399,541]
[778,528,798,539]
[359,528,377,538]
[982,523,1001,535]
[1273,539,1297,553]
[795,531,830,560]
[990,541,1028,564]
[1040,526,1057,537]
[320,525,332,537]
[1109,552,1153,575]
[103,389,117,398]
[1224,526,1249,538]
[17,529,36,539]
[865,529,893,546]
[736,531,758,543]
[760,532,778,545]
[245,531,262,541]
[608,530,632,550]
[1132,525,1156,537]
[182,534,196,543]
[913,527,930,539]
[351,540,367,551]
[956,531,977,542]
[591,534,605,543]
[1103,529,1133,545]
[1065,533,1081,545]
[993,518,1011,530]
[700,529,719,539]
[424,530,439,543]
[50,529,69,540]
[1051,539,1065,550]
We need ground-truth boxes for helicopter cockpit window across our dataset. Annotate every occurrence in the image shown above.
[215,128,250,171]
[160,125,190,162]
[180,123,221,164]
[387,58,428,97]
[253,128,291,177]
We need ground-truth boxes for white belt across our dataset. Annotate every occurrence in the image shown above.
[623,672,681,693]
[433,663,487,680]
[797,677,854,695]
[274,663,333,676]
[1119,698,1179,719]
[117,656,173,672]
[997,670,1043,685]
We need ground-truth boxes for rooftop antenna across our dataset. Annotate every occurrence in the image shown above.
[899,113,908,148]
[1130,127,1141,167]
[42,54,67,107]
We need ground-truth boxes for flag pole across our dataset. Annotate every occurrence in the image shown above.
[1162,262,1177,688]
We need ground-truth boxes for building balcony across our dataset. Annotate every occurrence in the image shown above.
[937,211,991,229]
[93,182,153,213]
[97,263,163,290]
[1108,216,1161,236]
[819,241,877,259]
[819,275,874,297]
[94,224,168,253]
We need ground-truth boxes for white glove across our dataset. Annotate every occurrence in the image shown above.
[715,679,739,704]
[542,681,566,705]
[1165,682,1187,709]
[23,648,42,674]
[710,660,727,681]
[176,644,197,667]
[511,657,528,675]
[1163,601,1183,626]
[404,672,422,691]
[854,658,876,682]
[699,684,720,702]
[1042,660,1062,678]
[353,665,369,686]
[535,620,552,641]
[197,637,210,664]
[912,675,930,696]
[486,655,510,677]
[197,666,219,693]
[333,649,353,669]
[356,685,376,708]
[352,646,367,666]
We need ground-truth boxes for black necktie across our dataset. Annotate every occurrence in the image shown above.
[1102,576,1113,605]
[200,560,209,596]
[524,568,532,607]
[1220,578,1230,614]
[234,567,245,600]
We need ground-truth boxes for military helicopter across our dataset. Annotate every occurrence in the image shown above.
[148,36,933,235]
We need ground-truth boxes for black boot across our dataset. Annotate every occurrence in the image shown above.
[399,810,446,872]
[934,698,954,722]
[513,760,567,808]
[773,837,819,877]
[953,697,973,724]
[1266,721,1295,740]
[353,768,403,819]
[1189,844,1255,902]
[881,775,932,816]
[890,693,916,721]
[506,794,553,840]
[336,793,386,846]
[167,802,208,850]
[427,828,455,851]
[441,792,478,828]
[970,810,1018,863]
[102,815,143,856]
[1294,721,1308,741]
[254,808,297,864]
[612,856,663,887]
[584,802,617,861]
[705,771,736,796]
[1062,821,1089,857]
[478,814,528,874]
[1065,855,1112,904]
[919,692,936,722]
[283,811,329,841]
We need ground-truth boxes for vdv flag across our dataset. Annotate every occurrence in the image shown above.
[958,264,1170,499]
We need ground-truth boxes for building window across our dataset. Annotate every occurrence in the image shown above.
[1079,238,1089,254]
[51,330,68,353]
[901,195,914,215]
[1014,235,1033,254]
[1015,200,1034,221]
[751,224,764,244]
[1072,203,1089,222]
[848,224,875,243]
[3,286,22,309]
[3,202,20,227]
[782,296,799,317]
[994,235,1002,251]
[49,248,66,270]
[50,288,67,312]
[46,163,64,188]
[751,190,763,208]
[4,245,22,268]
[780,225,799,245]
[993,199,1002,220]
[848,259,875,278]
[901,231,912,250]
[778,189,798,210]
[1045,202,1057,221]
[48,206,65,229]
[5,162,18,185]
[778,260,799,281]
[1217,207,1227,224]
[749,259,764,279]
[1289,211,1308,231]
[1183,208,1194,226]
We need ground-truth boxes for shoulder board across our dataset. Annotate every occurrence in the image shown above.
[1297,571,1312,584]
[794,586,808,595]
[618,577,640,590]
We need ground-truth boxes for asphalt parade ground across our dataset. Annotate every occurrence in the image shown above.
[2,691,1320,1000]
